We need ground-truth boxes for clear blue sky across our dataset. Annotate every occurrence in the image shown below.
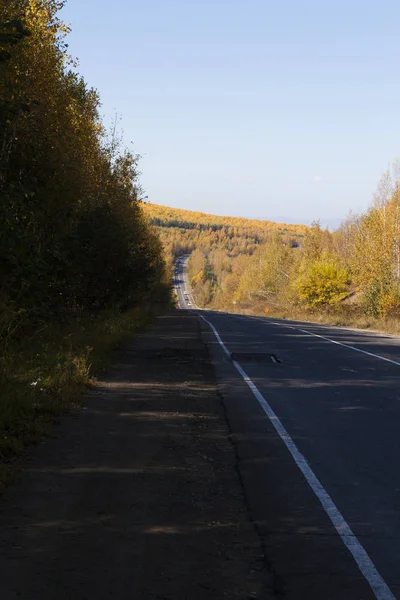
[61,0,400,226]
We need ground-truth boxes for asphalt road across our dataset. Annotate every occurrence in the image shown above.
[176,257,400,599]
[174,254,195,309]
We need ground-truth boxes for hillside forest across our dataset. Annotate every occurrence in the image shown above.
[144,168,400,327]
[0,1,170,468]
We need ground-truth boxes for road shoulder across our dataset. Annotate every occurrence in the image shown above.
[0,310,272,599]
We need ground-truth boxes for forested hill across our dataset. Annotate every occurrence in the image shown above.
[144,203,308,237]
[142,203,308,271]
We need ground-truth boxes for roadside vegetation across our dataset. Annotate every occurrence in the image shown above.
[0,0,171,481]
[145,164,400,333]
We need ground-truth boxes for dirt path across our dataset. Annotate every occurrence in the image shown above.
[0,311,272,599]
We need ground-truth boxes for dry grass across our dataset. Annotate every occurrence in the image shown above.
[194,292,400,336]
[244,303,400,337]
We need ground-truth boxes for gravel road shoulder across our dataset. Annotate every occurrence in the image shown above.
[0,310,273,599]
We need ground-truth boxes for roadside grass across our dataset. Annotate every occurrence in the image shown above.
[0,300,169,487]
[247,303,400,336]
[209,296,400,336]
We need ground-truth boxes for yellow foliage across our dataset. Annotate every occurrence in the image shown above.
[143,202,308,237]
[191,270,204,285]
[378,287,400,317]
[295,258,349,308]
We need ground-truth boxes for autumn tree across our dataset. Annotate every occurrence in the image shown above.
[0,0,169,343]
[350,164,400,315]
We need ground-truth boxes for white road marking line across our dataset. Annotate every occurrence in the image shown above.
[231,314,400,368]
[199,314,396,600]
[269,322,400,368]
